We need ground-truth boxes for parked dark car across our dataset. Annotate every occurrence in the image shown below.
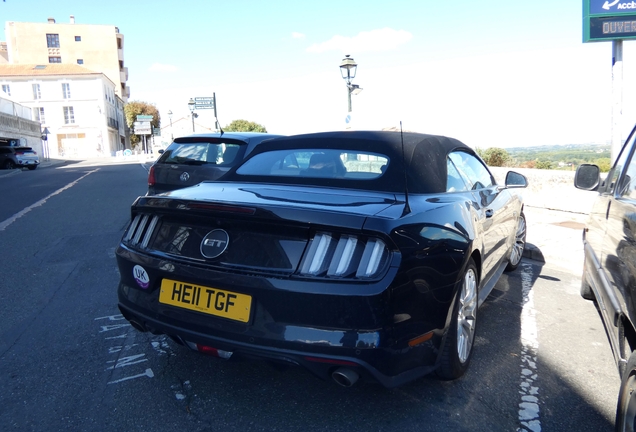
[117,131,528,388]
[147,132,283,195]
[575,124,636,430]
[0,146,40,170]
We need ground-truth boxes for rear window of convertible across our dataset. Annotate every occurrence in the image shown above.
[236,149,389,179]
[162,142,242,165]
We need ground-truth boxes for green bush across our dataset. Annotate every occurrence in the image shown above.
[535,160,552,170]
[477,147,511,167]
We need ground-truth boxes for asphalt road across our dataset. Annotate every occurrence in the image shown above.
[0,161,619,431]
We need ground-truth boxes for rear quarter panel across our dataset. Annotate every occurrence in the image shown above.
[366,194,476,344]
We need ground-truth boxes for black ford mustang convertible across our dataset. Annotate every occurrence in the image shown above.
[116,131,528,388]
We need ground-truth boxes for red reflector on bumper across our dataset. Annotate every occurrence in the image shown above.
[186,341,233,359]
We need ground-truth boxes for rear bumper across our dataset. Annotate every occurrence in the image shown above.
[116,237,453,387]
[117,290,439,388]
[17,159,39,167]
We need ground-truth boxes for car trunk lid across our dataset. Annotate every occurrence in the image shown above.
[123,182,403,275]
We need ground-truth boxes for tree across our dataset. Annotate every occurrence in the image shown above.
[224,119,267,133]
[478,147,511,167]
[594,157,612,173]
[124,101,161,148]
[535,160,552,170]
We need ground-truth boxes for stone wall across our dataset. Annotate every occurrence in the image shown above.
[0,111,43,154]
[490,166,597,215]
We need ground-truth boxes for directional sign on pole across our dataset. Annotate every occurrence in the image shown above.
[136,115,154,120]
[133,122,152,135]
[194,96,215,109]
[584,0,636,42]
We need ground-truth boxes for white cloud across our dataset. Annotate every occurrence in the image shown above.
[148,63,179,72]
[292,32,305,39]
[306,27,412,54]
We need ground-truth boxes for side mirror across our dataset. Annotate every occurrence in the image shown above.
[505,171,528,188]
[158,149,164,154]
[574,164,600,191]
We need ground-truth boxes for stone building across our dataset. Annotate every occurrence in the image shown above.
[4,16,129,100]
[0,16,132,156]
[0,64,126,158]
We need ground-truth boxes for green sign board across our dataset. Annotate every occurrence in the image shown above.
[584,0,636,42]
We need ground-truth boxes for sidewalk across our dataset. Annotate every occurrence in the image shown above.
[492,167,594,276]
[523,205,586,276]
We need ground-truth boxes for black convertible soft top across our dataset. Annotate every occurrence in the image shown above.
[223,130,475,194]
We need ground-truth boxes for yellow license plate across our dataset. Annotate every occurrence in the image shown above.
[159,279,251,323]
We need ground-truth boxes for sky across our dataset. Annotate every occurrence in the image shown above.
[2,0,636,149]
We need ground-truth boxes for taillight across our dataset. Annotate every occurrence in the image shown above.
[148,165,155,187]
[299,232,390,279]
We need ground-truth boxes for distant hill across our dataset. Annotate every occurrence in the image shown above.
[502,143,610,168]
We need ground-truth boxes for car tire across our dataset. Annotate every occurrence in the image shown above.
[3,160,16,170]
[27,165,37,170]
[437,258,478,380]
[580,264,594,300]
[616,350,636,431]
[505,211,526,272]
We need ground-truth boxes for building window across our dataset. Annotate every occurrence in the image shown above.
[32,84,41,100]
[49,56,62,63]
[33,107,45,124]
[1,84,10,96]
[77,59,84,65]
[75,36,81,42]
[46,34,60,48]
[63,106,75,124]
[62,83,71,99]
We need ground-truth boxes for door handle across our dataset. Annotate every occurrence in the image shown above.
[485,209,494,218]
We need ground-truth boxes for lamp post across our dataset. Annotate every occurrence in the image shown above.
[167,110,173,141]
[339,55,362,114]
[188,98,197,133]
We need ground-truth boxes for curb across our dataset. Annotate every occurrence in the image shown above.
[523,242,545,263]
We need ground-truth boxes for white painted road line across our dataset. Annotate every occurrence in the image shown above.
[0,169,99,232]
[518,262,542,432]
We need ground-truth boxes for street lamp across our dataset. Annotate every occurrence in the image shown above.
[339,55,363,113]
[188,98,198,133]
[167,109,173,140]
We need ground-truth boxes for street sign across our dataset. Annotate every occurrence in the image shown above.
[133,121,151,128]
[584,0,636,42]
[137,115,153,120]
[589,0,636,15]
[134,128,152,135]
[194,96,215,109]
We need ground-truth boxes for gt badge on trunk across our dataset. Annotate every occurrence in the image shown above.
[200,229,229,259]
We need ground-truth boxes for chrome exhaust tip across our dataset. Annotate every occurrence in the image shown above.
[331,368,359,387]
[129,320,147,333]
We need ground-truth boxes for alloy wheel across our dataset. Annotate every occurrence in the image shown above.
[509,214,526,267]
[456,268,477,363]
